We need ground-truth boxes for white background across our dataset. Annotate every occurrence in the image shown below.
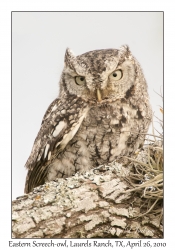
[12,12,163,200]
[0,0,174,248]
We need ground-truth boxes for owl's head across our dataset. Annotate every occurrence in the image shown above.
[59,45,145,104]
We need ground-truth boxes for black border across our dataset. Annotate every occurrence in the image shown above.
[11,11,164,240]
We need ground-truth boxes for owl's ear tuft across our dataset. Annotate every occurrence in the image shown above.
[64,48,76,67]
[119,44,130,51]
[119,45,131,58]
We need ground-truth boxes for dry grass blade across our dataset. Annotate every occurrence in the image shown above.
[123,99,163,222]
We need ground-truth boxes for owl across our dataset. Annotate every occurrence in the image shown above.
[24,45,152,193]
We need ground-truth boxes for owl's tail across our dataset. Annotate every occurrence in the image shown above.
[24,162,48,194]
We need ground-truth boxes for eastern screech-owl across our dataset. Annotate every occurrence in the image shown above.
[24,45,152,193]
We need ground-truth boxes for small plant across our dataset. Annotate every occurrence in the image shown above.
[123,90,163,224]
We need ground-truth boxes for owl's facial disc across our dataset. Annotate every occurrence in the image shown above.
[73,68,124,103]
[63,48,135,104]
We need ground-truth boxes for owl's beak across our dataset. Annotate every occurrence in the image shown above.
[96,89,102,102]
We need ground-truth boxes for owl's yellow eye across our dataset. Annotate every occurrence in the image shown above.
[109,69,123,81]
[75,76,86,85]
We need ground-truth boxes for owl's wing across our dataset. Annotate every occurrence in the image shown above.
[24,97,89,193]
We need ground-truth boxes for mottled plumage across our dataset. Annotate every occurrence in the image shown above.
[24,45,152,193]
